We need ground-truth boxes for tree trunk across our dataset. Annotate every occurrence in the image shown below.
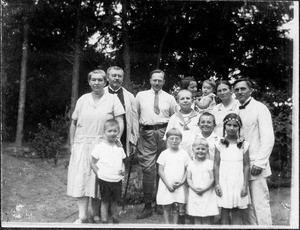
[70,0,81,115]
[15,18,29,147]
[67,0,81,146]
[121,0,131,90]
[156,22,170,69]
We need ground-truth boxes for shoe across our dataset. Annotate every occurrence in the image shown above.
[155,204,163,215]
[74,218,89,224]
[136,208,153,219]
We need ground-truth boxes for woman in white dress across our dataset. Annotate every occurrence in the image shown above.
[67,69,125,223]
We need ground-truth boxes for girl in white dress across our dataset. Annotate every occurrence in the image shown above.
[214,113,251,225]
[156,128,190,224]
[187,137,219,225]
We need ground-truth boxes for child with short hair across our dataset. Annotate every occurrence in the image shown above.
[195,79,217,113]
[214,113,251,225]
[165,89,200,158]
[156,128,190,224]
[187,137,219,224]
[90,119,126,224]
[194,112,219,161]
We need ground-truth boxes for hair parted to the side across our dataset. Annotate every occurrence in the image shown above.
[166,128,183,139]
[232,77,254,89]
[104,118,120,131]
[87,69,106,81]
[221,113,244,148]
[149,69,166,79]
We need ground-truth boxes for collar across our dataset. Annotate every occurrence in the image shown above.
[151,88,162,94]
[240,97,252,106]
[196,131,218,140]
[108,85,122,93]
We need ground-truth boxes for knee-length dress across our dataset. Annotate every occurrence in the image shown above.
[156,149,190,205]
[215,141,251,209]
[67,92,124,198]
[187,159,219,217]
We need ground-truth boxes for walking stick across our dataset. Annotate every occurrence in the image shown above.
[122,147,136,211]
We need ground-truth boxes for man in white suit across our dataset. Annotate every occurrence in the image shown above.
[233,78,275,225]
[105,66,139,156]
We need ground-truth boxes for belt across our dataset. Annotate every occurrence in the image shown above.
[141,123,168,130]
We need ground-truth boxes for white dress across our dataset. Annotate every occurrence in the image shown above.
[216,141,251,209]
[67,92,125,198]
[187,159,219,217]
[156,149,190,205]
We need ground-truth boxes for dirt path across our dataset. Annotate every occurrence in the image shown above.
[1,145,291,226]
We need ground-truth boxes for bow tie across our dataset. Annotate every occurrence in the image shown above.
[109,87,122,94]
[239,99,251,109]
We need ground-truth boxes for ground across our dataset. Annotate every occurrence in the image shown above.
[1,142,292,227]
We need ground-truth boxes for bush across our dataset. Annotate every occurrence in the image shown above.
[30,115,69,159]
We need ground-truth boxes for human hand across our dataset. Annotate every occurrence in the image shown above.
[167,183,175,192]
[251,165,263,176]
[194,187,204,196]
[115,138,123,147]
[215,185,222,197]
[119,169,125,176]
[129,143,136,154]
[241,185,248,197]
[172,181,181,189]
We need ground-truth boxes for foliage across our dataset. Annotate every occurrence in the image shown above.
[30,115,69,159]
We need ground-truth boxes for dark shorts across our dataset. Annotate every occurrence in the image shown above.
[99,179,122,202]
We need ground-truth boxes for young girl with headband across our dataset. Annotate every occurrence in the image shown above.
[213,113,251,225]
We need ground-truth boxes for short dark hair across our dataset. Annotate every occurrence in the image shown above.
[232,78,253,89]
[198,112,216,126]
[180,77,196,89]
[216,80,232,90]
[87,69,106,81]
[104,118,120,131]
[166,128,182,139]
[150,69,166,79]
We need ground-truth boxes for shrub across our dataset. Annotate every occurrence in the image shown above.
[30,115,69,159]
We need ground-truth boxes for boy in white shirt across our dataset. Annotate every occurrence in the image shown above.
[90,119,126,224]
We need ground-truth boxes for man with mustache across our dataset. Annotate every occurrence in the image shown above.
[105,66,139,157]
[233,78,275,225]
[135,69,178,219]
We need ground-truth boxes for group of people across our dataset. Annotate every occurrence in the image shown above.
[67,67,275,226]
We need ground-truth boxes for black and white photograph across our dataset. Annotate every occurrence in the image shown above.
[1,0,299,228]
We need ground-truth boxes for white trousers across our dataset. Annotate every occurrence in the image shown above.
[249,178,272,225]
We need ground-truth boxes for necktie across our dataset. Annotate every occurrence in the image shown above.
[154,92,160,115]
[239,99,251,109]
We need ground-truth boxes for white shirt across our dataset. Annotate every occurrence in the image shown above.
[90,142,126,182]
[136,89,177,125]
[211,97,240,137]
[237,98,275,180]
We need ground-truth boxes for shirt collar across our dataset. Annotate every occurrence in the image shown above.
[151,88,162,94]
[109,85,122,93]
[241,97,252,106]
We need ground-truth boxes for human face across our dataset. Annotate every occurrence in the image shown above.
[193,144,208,161]
[150,73,165,92]
[187,81,198,96]
[234,81,253,104]
[217,83,232,103]
[167,135,181,150]
[178,91,192,113]
[202,82,214,96]
[225,120,239,138]
[107,69,124,90]
[104,125,120,142]
[89,73,106,93]
[198,115,215,135]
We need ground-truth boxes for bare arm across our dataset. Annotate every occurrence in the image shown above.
[115,115,124,140]
[241,149,250,197]
[173,166,187,189]
[187,170,199,193]
[158,164,174,192]
[214,148,222,197]
[69,119,77,146]
[195,95,213,109]
[90,156,99,175]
